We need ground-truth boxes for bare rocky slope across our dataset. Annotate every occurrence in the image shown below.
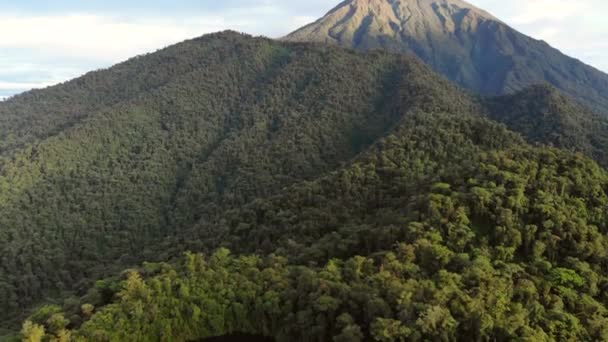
[285,0,608,116]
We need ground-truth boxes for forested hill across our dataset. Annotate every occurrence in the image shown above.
[20,112,608,341]
[0,38,231,155]
[0,31,477,330]
[1,31,608,340]
[482,84,608,166]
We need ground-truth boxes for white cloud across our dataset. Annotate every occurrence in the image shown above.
[291,15,318,28]
[0,81,55,90]
[508,0,590,25]
[0,9,320,94]
[0,13,258,92]
[0,8,321,63]
[0,14,234,62]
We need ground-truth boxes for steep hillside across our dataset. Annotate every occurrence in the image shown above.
[285,0,608,115]
[484,85,608,165]
[22,112,608,341]
[0,39,241,155]
[2,32,608,339]
[0,32,477,328]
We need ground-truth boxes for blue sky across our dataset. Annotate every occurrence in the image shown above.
[1,0,607,99]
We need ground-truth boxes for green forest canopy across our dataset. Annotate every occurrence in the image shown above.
[0,32,607,341]
[18,112,608,341]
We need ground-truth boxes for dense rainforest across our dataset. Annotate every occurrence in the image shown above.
[17,113,608,341]
[0,32,608,341]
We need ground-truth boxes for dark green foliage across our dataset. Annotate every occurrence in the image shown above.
[3,32,608,341]
[200,335,274,342]
[21,105,608,341]
[484,84,608,166]
[0,32,476,328]
[0,33,240,154]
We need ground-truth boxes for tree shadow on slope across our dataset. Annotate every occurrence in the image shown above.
[197,334,274,342]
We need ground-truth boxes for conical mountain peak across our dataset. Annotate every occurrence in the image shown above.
[287,0,500,46]
[338,0,498,21]
[285,0,608,115]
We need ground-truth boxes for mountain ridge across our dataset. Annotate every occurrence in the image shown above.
[2,31,608,340]
[0,31,480,328]
[17,97,608,342]
[285,0,608,115]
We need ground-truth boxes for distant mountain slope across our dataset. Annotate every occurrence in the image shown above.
[0,40,239,155]
[285,0,608,115]
[483,85,608,164]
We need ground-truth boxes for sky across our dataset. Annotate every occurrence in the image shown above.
[0,0,607,99]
